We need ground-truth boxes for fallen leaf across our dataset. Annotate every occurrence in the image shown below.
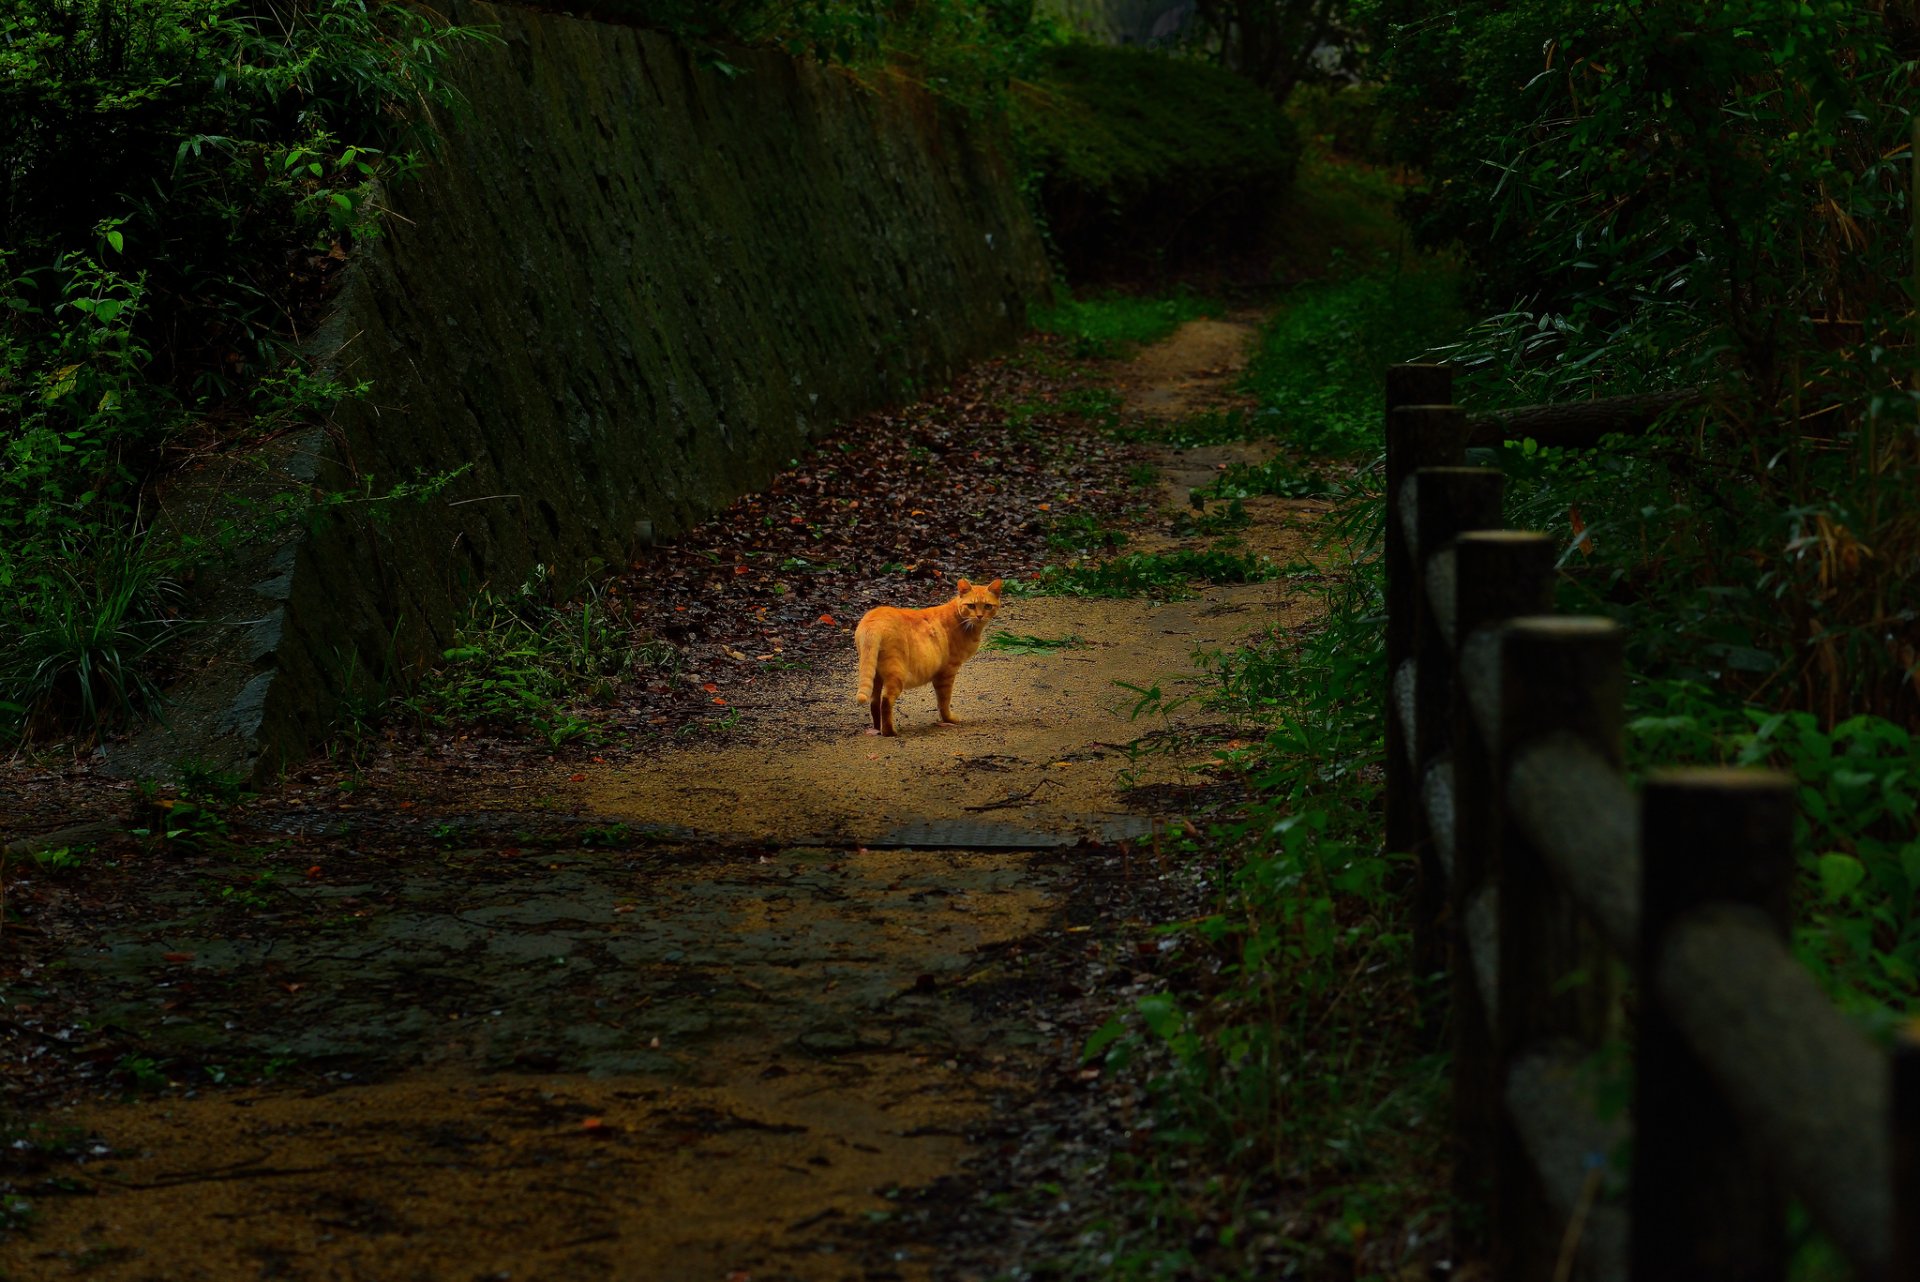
[702,682,719,693]
[581,1117,607,1131]
[569,772,586,782]
[163,952,194,964]
[815,613,837,626]
[305,865,322,879]
[733,565,751,575]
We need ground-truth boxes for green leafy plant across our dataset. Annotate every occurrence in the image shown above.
[1029,289,1225,358]
[1031,549,1276,599]
[1196,456,1331,501]
[0,0,490,740]
[409,571,637,746]
[985,631,1087,654]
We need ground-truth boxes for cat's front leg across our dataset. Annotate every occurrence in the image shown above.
[934,672,961,724]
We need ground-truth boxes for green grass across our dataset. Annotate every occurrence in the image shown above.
[1046,511,1129,554]
[405,578,647,748]
[1030,549,1274,600]
[1030,290,1225,359]
[1241,260,1466,455]
[985,632,1088,654]
[1171,497,1251,537]
[1113,408,1267,448]
[1196,457,1333,501]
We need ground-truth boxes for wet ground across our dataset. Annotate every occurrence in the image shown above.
[0,315,1335,1280]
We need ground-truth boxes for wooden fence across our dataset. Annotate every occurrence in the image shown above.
[1380,364,1920,1282]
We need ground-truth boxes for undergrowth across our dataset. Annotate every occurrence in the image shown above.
[1029,548,1275,600]
[1029,290,1224,359]
[1240,258,1464,456]
[0,0,488,741]
[404,570,662,749]
[1059,261,1457,1278]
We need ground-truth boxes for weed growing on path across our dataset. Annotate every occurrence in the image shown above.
[1196,457,1332,501]
[1116,407,1265,448]
[1030,549,1275,600]
[1030,291,1225,359]
[1171,498,1250,538]
[985,633,1088,654]
[1053,262,1467,1278]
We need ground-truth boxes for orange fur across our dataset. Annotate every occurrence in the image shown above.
[853,577,1004,736]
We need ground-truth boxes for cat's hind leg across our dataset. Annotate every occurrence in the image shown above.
[878,670,904,736]
[864,669,887,734]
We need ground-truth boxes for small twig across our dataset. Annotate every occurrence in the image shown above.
[961,778,1061,812]
[1552,1160,1605,1282]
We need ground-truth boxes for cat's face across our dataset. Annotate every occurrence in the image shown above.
[953,578,1004,632]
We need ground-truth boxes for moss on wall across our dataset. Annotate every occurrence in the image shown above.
[117,0,1047,779]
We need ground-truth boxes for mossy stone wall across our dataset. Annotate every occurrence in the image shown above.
[121,2,1046,778]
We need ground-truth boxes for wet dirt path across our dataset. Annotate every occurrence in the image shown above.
[3,314,1331,1281]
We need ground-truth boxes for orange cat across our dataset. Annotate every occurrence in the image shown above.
[853,577,1004,736]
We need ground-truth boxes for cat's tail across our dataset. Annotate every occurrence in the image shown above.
[854,624,877,704]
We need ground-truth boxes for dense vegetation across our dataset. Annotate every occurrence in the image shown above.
[0,0,484,736]
[1371,0,1920,730]
[1360,0,1920,1031]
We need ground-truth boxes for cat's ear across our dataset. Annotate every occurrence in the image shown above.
[988,579,1004,596]
[955,577,972,592]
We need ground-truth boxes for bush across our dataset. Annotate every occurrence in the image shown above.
[0,0,485,741]
[1011,41,1300,279]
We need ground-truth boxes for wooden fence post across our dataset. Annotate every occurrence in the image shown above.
[1448,531,1556,1244]
[1633,770,1793,1282]
[1383,366,1455,871]
[1408,466,1503,1026]
[1893,1026,1920,1282]
[1385,398,1464,995]
[1494,616,1623,1282]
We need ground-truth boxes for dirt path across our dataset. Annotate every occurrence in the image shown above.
[1,314,1331,1281]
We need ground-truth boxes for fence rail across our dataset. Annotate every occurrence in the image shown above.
[1380,365,1920,1282]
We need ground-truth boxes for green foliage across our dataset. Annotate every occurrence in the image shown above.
[1196,457,1331,501]
[984,631,1087,653]
[409,571,641,748]
[1112,407,1261,449]
[1240,258,1464,455]
[0,0,487,739]
[1029,289,1224,358]
[1171,497,1250,538]
[1373,0,1920,721]
[1045,510,1128,553]
[1628,681,1920,1030]
[1011,41,1301,277]
[518,0,1043,108]
[0,533,184,734]
[1030,548,1275,599]
[1082,536,1442,1274]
